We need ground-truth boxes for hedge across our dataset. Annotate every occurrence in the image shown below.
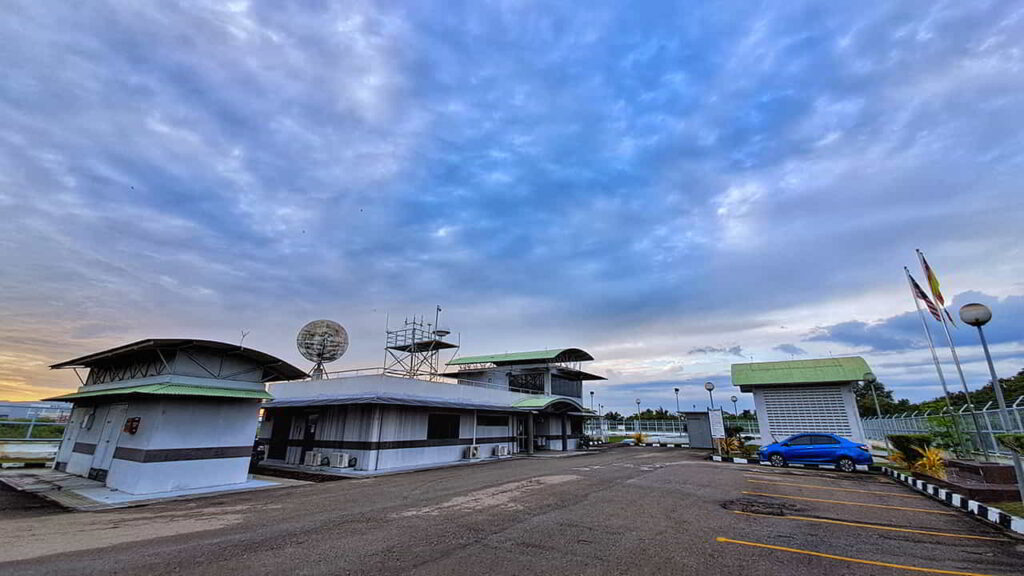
[887,434,933,461]
[996,434,1024,455]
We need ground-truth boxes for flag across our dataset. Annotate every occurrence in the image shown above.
[918,250,956,326]
[909,273,942,322]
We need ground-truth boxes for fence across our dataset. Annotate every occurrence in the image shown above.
[585,418,760,438]
[862,395,1024,458]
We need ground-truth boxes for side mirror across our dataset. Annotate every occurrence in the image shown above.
[782,442,790,447]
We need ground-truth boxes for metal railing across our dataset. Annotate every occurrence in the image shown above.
[862,395,1024,458]
[306,366,548,395]
[585,418,760,437]
[0,414,71,440]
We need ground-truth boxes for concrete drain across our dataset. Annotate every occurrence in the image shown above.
[721,497,801,516]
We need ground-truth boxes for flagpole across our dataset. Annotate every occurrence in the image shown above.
[904,267,967,457]
[917,250,990,461]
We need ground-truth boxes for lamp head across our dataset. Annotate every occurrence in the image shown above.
[704,381,715,391]
[863,372,877,385]
[674,387,679,393]
[730,395,738,403]
[959,303,992,327]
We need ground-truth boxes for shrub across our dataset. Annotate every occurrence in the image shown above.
[996,434,1024,455]
[911,446,946,479]
[887,434,933,464]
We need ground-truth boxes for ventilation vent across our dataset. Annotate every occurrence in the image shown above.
[762,386,852,437]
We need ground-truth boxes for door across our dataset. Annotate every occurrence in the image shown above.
[55,407,86,467]
[515,416,527,452]
[784,435,816,462]
[268,410,293,461]
[804,434,840,462]
[90,403,128,480]
[300,412,319,464]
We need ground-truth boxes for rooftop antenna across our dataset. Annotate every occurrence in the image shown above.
[239,329,250,349]
[297,319,349,380]
[384,306,456,380]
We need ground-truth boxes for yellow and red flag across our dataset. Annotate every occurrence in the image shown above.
[917,250,956,325]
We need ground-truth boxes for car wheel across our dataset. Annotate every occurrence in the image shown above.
[837,457,856,473]
[769,453,785,467]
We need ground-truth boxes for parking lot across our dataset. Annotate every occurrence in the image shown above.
[1,447,1021,575]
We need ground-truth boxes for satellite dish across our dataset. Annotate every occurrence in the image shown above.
[297,320,348,379]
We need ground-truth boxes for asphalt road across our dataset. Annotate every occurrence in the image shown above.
[2,448,1022,575]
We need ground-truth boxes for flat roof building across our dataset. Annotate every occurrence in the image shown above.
[45,339,304,495]
[260,348,602,474]
[732,356,872,443]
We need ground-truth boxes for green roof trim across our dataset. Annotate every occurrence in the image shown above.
[731,357,872,388]
[512,396,584,410]
[44,384,272,402]
[448,348,594,366]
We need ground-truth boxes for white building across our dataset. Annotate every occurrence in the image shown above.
[46,339,305,495]
[260,348,602,474]
[731,356,871,443]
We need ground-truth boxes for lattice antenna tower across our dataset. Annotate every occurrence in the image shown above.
[384,306,457,380]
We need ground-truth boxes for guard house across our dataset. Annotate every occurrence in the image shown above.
[731,356,871,443]
[259,320,602,474]
[45,339,304,495]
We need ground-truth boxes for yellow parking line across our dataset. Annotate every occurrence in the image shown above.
[715,537,1001,576]
[731,511,1007,541]
[741,491,957,514]
[745,478,920,498]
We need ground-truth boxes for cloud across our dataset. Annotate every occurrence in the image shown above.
[688,345,746,357]
[773,344,807,356]
[1,2,1024,408]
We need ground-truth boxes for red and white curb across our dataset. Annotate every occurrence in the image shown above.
[884,467,1024,535]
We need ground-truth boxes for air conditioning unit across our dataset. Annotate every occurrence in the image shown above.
[303,451,321,466]
[465,445,480,459]
[328,452,351,468]
[493,445,508,457]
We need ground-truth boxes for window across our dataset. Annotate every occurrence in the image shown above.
[427,413,461,440]
[811,435,839,445]
[477,414,508,427]
[786,435,812,445]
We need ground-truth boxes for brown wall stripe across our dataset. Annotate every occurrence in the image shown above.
[113,445,252,463]
[282,436,517,451]
[72,442,97,455]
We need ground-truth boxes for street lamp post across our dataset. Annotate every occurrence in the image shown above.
[590,390,595,411]
[864,372,892,458]
[730,395,738,417]
[635,398,642,435]
[960,303,1024,504]
[704,382,716,410]
[674,387,682,435]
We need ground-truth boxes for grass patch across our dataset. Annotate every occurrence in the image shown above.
[993,500,1024,517]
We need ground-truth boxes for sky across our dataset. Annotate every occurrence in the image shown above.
[2,1,1023,414]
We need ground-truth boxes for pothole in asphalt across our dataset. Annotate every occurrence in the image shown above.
[721,497,802,516]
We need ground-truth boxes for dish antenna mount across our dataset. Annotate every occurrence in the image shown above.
[297,319,348,380]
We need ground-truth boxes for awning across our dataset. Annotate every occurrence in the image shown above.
[44,383,273,402]
[512,396,585,411]
[264,394,524,412]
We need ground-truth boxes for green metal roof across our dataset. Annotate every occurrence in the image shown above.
[448,348,594,366]
[512,396,584,410]
[731,357,871,388]
[44,384,272,402]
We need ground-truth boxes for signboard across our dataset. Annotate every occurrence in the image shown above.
[709,409,726,439]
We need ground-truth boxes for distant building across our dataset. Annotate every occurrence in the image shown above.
[260,348,602,474]
[731,357,871,443]
[45,339,304,495]
[0,401,72,421]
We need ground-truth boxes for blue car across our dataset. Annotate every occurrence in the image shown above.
[758,433,872,472]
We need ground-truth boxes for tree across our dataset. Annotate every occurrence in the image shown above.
[853,379,912,416]
[603,411,623,420]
